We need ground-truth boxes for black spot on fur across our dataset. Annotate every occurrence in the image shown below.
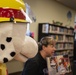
[10,52,16,57]
[1,44,5,50]
[6,37,12,42]
[3,58,8,63]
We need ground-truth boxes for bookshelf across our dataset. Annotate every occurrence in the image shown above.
[38,23,74,58]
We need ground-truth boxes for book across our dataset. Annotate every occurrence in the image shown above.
[46,55,71,75]
[47,56,57,75]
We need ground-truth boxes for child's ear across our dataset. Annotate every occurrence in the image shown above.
[42,45,46,50]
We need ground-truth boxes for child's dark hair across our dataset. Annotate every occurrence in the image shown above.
[38,36,56,51]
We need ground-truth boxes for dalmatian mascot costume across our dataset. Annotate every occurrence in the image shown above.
[0,0,38,75]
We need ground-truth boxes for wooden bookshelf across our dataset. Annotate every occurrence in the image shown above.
[38,23,74,57]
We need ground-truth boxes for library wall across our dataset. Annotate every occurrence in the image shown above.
[24,0,76,41]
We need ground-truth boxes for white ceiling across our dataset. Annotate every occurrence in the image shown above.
[23,0,76,11]
[55,0,76,11]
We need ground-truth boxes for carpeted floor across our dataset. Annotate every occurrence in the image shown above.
[9,71,73,75]
[9,71,22,75]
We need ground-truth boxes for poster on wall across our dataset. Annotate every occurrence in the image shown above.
[42,24,49,33]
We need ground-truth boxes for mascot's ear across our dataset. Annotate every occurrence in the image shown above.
[14,36,38,62]
[0,22,16,63]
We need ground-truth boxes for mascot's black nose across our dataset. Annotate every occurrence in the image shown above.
[10,52,16,57]
[3,58,8,63]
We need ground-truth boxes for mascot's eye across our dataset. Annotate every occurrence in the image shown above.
[6,37,12,42]
[0,44,5,50]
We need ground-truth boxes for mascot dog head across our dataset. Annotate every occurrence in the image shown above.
[0,0,38,63]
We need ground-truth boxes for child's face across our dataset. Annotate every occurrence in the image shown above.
[43,44,56,57]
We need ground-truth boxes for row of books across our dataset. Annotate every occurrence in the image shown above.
[42,24,74,34]
[56,43,73,50]
[50,35,73,42]
[65,36,73,42]
[55,50,73,56]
